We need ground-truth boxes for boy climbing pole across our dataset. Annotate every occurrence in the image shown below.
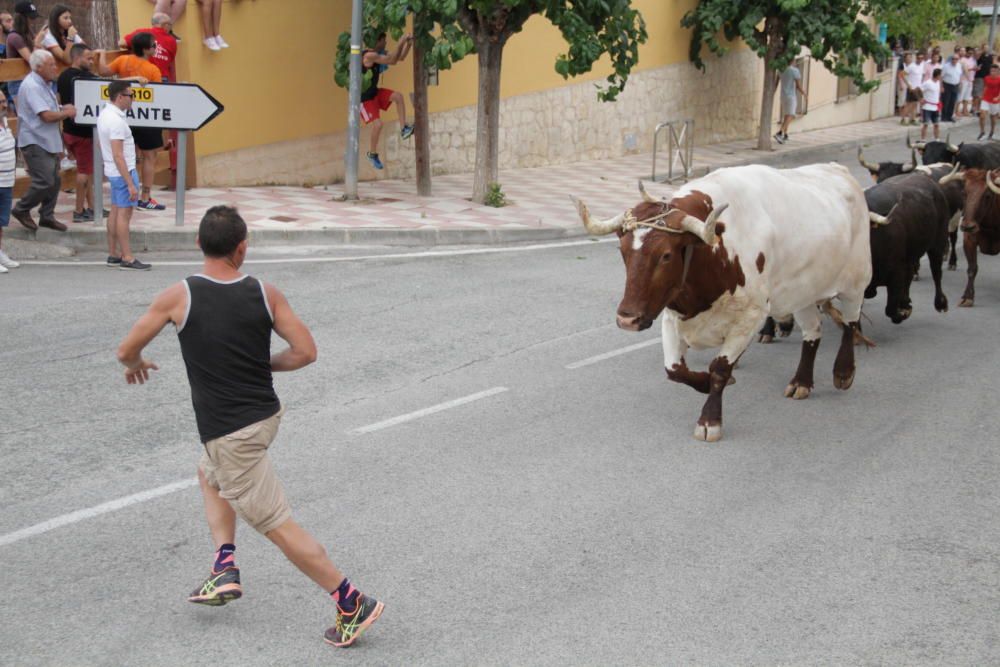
[361,31,413,170]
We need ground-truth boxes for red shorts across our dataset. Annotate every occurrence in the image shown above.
[360,88,395,124]
[63,133,93,175]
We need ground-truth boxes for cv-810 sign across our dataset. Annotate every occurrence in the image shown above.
[72,79,224,131]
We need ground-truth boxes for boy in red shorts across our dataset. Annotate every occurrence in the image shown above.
[361,32,413,170]
[979,63,1000,140]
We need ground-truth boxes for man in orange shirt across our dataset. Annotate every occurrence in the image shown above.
[99,32,169,210]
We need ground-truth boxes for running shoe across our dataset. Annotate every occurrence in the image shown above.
[136,198,166,211]
[366,152,384,170]
[400,124,414,140]
[72,210,92,223]
[187,567,242,606]
[119,258,152,271]
[323,593,384,647]
[84,208,110,219]
[106,256,122,267]
[0,249,19,269]
[773,132,786,145]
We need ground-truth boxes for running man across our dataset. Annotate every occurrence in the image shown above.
[773,63,807,144]
[116,206,383,648]
[361,31,413,170]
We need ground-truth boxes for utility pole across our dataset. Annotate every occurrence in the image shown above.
[344,0,363,200]
[991,0,999,54]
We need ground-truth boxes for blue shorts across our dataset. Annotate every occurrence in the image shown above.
[109,170,139,208]
[0,186,11,227]
[922,108,940,124]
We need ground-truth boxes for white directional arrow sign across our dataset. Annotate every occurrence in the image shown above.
[72,79,224,131]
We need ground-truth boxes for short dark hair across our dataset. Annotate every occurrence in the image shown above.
[69,43,89,61]
[199,206,247,257]
[131,31,155,56]
[107,79,131,101]
[933,67,942,78]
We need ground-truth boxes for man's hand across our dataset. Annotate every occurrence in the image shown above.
[128,181,139,201]
[124,359,160,384]
[61,104,76,119]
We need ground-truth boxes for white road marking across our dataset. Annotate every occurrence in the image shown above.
[22,238,615,267]
[565,338,661,369]
[0,477,198,548]
[349,387,509,435]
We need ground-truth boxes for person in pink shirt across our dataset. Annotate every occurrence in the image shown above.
[924,52,942,82]
[958,46,976,117]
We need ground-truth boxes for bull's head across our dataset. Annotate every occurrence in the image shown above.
[858,146,916,182]
[954,168,1000,234]
[571,182,730,331]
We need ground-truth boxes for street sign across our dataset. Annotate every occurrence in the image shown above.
[72,79,224,131]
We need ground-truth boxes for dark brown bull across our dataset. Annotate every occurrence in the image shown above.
[946,169,1000,306]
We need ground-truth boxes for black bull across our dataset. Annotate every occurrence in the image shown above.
[864,172,950,323]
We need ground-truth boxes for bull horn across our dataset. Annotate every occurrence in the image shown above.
[637,179,658,203]
[938,163,964,185]
[987,170,1000,196]
[869,203,898,226]
[946,133,959,153]
[857,146,879,172]
[681,202,729,245]
[901,147,917,173]
[569,196,625,236]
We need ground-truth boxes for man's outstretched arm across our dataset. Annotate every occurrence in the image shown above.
[117,282,186,384]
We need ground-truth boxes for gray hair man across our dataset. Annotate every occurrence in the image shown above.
[11,49,76,232]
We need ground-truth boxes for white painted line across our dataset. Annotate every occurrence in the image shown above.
[565,338,660,370]
[22,238,615,267]
[349,386,509,435]
[0,477,198,548]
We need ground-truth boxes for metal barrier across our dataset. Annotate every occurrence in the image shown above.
[652,119,694,183]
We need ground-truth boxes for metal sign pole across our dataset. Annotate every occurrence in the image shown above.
[344,0,363,200]
[92,137,102,227]
[175,131,187,227]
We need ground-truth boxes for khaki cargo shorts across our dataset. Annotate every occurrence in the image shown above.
[199,407,291,535]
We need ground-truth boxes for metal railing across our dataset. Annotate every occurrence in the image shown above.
[652,119,694,184]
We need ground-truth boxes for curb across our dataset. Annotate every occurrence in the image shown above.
[3,223,584,251]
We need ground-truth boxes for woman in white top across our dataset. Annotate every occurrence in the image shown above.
[37,5,83,65]
[0,95,18,272]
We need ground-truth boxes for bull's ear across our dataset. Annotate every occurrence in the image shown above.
[714,222,726,236]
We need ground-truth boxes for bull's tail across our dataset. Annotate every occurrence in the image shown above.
[822,300,876,348]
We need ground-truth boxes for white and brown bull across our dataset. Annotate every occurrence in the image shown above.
[572,163,872,442]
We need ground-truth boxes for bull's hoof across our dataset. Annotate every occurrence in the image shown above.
[834,369,856,390]
[758,334,774,344]
[778,329,792,338]
[959,297,974,308]
[935,296,948,313]
[693,422,723,442]
[783,383,811,400]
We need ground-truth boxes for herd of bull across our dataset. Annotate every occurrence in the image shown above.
[571,136,1000,443]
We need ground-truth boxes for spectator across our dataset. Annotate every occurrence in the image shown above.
[941,53,963,122]
[146,0,185,39]
[0,95,17,273]
[119,13,178,82]
[57,43,103,222]
[899,52,923,126]
[979,63,1000,140]
[975,47,994,137]
[98,80,150,271]
[37,5,83,65]
[5,1,40,103]
[98,32,168,212]
[361,32,414,170]
[197,0,226,51]
[0,11,12,57]
[923,51,941,82]
[773,63,807,145]
[959,46,977,117]
[10,50,74,232]
[921,67,943,141]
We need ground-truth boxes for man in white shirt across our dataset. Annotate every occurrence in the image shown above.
[97,79,151,271]
[941,53,964,122]
[920,68,943,140]
[898,52,924,125]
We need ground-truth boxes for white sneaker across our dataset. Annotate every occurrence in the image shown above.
[0,249,18,269]
[0,263,7,273]
[203,37,221,51]
[215,35,229,48]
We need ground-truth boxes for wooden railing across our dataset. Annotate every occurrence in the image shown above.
[0,49,128,82]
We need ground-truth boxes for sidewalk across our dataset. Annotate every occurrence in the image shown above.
[5,114,976,251]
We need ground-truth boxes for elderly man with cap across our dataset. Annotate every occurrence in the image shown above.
[10,49,75,232]
[941,51,964,123]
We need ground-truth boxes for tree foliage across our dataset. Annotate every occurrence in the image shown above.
[682,0,889,94]
[874,0,979,49]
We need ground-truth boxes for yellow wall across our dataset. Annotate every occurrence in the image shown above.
[116,0,704,158]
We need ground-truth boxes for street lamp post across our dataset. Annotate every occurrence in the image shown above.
[344,0,363,200]
[990,0,999,54]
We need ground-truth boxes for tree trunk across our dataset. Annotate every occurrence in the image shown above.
[412,43,432,196]
[472,38,503,204]
[756,18,785,151]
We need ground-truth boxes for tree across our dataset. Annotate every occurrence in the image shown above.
[682,0,890,151]
[875,0,978,50]
[337,1,647,204]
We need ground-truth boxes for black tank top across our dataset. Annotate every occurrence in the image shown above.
[361,49,381,102]
[177,274,280,442]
